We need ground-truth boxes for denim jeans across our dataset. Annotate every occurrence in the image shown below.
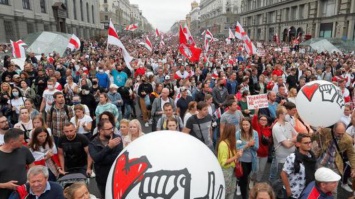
[123,103,132,119]
[268,157,284,183]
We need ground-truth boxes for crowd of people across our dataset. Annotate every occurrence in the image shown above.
[0,33,355,199]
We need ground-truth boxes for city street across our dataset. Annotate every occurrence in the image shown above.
[87,107,354,198]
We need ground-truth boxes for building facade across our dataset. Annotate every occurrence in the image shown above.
[240,0,355,42]
[0,0,102,43]
[199,0,242,37]
[189,1,201,37]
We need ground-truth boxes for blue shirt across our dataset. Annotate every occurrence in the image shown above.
[111,69,128,87]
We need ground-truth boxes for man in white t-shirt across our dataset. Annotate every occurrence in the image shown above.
[40,79,60,113]
[0,115,10,146]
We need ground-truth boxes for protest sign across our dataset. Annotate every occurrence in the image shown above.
[246,94,268,109]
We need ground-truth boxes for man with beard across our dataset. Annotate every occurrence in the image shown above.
[89,120,123,198]
[111,64,128,87]
[0,128,35,199]
[280,134,317,198]
[58,123,92,177]
[0,115,10,145]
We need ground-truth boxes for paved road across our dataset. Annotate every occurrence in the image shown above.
[87,108,353,198]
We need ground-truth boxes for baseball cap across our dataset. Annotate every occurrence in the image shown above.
[165,75,170,80]
[315,167,341,182]
[13,74,20,79]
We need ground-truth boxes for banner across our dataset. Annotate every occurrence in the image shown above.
[246,94,268,109]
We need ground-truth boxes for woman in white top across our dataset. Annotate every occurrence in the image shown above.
[8,87,26,124]
[125,119,145,146]
[118,119,130,148]
[183,101,197,126]
[204,94,215,116]
[287,88,298,104]
[14,107,33,142]
[70,104,93,139]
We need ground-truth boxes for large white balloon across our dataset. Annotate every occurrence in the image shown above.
[296,80,345,127]
[106,131,225,199]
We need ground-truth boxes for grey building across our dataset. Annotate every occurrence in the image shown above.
[0,0,102,43]
[240,0,355,42]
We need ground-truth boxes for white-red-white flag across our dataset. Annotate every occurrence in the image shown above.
[235,22,247,40]
[155,28,160,38]
[179,25,201,62]
[201,30,205,36]
[159,40,165,47]
[67,34,80,51]
[144,36,153,52]
[228,28,235,39]
[125,23,138,31]
[10,40,27,58]
[244,36,257,55]
[182,24,195,46]
[205,29,214,40]
[107,19,133,70]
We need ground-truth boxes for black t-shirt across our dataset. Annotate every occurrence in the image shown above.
[0,146,34,199]
[177,96,193,119]
[58,134,89,170]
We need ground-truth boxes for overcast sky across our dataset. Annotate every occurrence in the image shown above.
[129,0,200,32]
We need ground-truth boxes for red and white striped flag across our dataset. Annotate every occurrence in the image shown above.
[214,107,221,119]
[107,19,133,70]
[159,40,165,47]
[10,40,27,58]
[205,29,214,40]
[125,23,138,31]
[144,36,153,52]
[67,34,80,51]
[228,28,235,39]
[155,28,160,38]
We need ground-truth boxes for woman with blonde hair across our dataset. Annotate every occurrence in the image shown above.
[70,104,93,139]
[287,88,298,104]
[217,123,242,199]
[183,101,197,126]
[119,119,130,147]
[63,182,97,199]
[249,182,276,199]
[127,119,145,145]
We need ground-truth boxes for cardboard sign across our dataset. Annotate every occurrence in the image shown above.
[246,94,268,109]
[282,47,290,53]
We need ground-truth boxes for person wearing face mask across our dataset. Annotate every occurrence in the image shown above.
[79,86,96,118]
[40,79,60,114]
[71,95,90,116]
[8,87,27,125]
[89,120,123,198]
[95,67,110,92]
[107,84,123,122]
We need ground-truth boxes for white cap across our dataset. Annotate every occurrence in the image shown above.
[165,75,170,80]
[315,167,341,182]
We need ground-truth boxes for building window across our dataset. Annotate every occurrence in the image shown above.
[285,8,290,21]
[104,0,107,3]
[4,21,14,41]
[27,23,34,34]
[73,0,77,20]
[80,0,84,21]
[322,0,336,17]
[299,5,305,19]
[86,3,89,23]
[92,5,95,23]
[23,0,30,10]
[105,15,108,21]
[44,24,50,31]
[0,0,9,5]
[40,0,46,13]
[268,11,275,23]
[319,23,333,38]
[291,6,297,20]
[105,7,108,12]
